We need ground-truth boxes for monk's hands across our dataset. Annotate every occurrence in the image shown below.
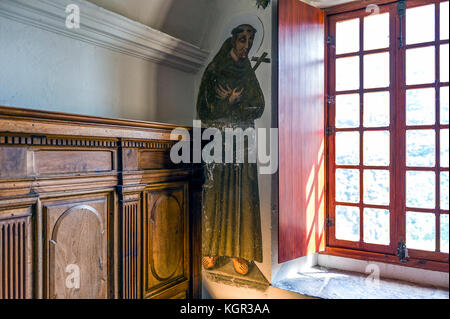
[216,84,244,105]
[229,88,244,105]
[216,84,232,100]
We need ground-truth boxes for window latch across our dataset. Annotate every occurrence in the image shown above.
[397,240,409,263]
[326,217,335,227]
[327,94,335,105]
[326,35,335,46]
[326,126,335,136]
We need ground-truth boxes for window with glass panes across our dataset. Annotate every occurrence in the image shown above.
[326,0,449,265]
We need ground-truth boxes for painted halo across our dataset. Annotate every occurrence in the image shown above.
[219,13,265,59]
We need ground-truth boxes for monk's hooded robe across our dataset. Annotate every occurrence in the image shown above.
[197,37,264,263]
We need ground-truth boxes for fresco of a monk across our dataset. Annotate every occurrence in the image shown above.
[197,24,265,276]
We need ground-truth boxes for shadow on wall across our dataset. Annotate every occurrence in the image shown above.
[152,0,212,125]
[86,0,213,125]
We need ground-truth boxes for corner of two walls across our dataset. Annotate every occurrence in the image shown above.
[198,0,317,297]
[195,0,277,298]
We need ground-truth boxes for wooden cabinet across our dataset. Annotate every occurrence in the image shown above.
[0,106,202,299]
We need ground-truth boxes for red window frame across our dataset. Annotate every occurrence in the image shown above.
[325,0,449,272]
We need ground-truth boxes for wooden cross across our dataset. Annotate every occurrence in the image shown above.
[251,52,271,71]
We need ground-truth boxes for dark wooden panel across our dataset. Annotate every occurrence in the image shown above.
[121,149,139,171]
[188,166,203,299]
[33,150,113,175]
[43,197,109,299]
[0,147,27,178]
[278,0,326,263]
[143,183,189,299]
[139,150,173,170]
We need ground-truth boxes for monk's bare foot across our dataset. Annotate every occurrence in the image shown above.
[202,256,218,270]
[232,257,249,275]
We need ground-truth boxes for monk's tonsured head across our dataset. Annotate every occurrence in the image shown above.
[231,24,257,61]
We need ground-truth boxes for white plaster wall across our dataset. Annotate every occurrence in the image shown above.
[0,9,198,125]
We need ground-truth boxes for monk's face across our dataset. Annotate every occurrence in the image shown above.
[232,26,255,61]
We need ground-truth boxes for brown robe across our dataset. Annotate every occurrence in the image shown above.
[197,38,265,262]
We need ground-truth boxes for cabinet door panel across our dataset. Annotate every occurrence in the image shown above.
[144,183,189,298]
[43,196,108,299]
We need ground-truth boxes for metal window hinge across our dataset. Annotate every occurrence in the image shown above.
[326,35,335,46]
[326,217,335,227]
[326,126,335,136]
[396,240,409,263]
[397,0,407,48]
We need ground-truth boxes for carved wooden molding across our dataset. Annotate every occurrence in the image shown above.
[0,106,191,141]
[0,0,210,73]
[0,134,119,148]
[0,134,176,150]
[120,140,174,150]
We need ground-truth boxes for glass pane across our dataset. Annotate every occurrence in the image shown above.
[441,44,449,83]
[406,171,435,209]
[336,56,360,91]
[406,88,436,126]
[363,92,390,127]
[441,1,449,40]
[364,208,390,245]
[364,131,390,166]
[364,53,390,89]
[335,94,359,128]
[336,205,360,242]
[364,13,389,51]
[406,130,435,167]
[406,4,435,45]
[441,87,449,125]
[364,170,390,206]
[406,47,435,85]
[441,214,449,253]
[406,211,436,251]
[336,18,360,54]
[336,132,360,165]
[441,129,449,168]
[441,172,449,211]
[336,169,360,203]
